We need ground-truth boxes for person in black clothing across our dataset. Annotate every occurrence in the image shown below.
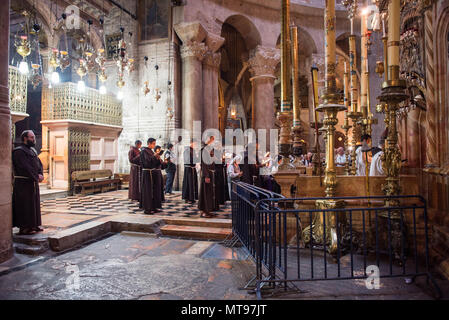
[140,138,164,214]
[240,142,262,187]
[198,138,216,217]
[164,143,177,194]
[12,130,44,235]
[182,139,199,203]
[154,145,167,204]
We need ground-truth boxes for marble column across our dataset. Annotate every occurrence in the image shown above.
[248,46,280,142]
[174,22,207,138]
[0,0,13,263]
[202,33,225,132]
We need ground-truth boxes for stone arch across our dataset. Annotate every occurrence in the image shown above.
[222,14,261,51]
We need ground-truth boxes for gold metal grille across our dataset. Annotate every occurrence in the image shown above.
[42,82,123,127]
[8,66,28,114]
[68,128,91,188]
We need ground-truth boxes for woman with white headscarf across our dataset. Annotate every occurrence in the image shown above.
[227,155,243,199]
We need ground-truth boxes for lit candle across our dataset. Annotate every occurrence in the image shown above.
[388,0,400,69]
[351,18,354,35]
[382,14,386,38]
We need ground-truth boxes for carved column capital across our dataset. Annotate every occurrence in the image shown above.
[203,51,221,69]
[174,21,207,44]
[248,45,280,79]
[180,41,208,61]
[205,32,225,54]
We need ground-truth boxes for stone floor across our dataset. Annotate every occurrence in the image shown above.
[35,190,231,236]
[1,233,448,300]
[1,190,447,300]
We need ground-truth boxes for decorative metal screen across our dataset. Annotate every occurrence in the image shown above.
[42,82,122,127]
[8,66,28,114]
[68,128,91,188]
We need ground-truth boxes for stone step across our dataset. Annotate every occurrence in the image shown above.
[13,233,49,247]
[160,225,231,241]
[14,243,49,256]
[163,217,231,229]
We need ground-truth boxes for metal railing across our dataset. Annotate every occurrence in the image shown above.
[230,181,442,299]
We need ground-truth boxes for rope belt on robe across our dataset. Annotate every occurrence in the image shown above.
[141,168,161,203]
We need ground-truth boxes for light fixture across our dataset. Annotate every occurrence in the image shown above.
[19,61,29,75]
[361,7,370,16]
[99,85,107,95]
[77,80,86,92]
[117,90,124,100]
[51,71,60,84]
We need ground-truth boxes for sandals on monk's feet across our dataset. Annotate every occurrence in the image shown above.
[33,227,44,233]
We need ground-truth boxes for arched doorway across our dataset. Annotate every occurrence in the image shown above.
[219,15,261,136]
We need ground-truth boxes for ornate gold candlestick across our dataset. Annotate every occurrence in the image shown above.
[377,0,408,263]
[278,0,293,169]
[303,0,346,255]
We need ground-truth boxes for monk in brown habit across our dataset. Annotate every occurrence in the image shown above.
[140,138,165,214]
[198,138,217,218]
[182,140,199,204]
[128,140,142,201]
[12,130,44,235]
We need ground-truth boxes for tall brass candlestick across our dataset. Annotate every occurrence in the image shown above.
[304,0,346,256]
[291,25,303,157]
[278,0,293,166]
[311,65,322,176]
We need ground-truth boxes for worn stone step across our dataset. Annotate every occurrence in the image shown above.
[163,217,231,229]
[160,225,231,241]
[13,233,50,247]
[48,221,112,252]
[14,243,48,256]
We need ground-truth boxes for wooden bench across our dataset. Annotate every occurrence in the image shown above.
[72,170,121,195]
[114,173,130,189]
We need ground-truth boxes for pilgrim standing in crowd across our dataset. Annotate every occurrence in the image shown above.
[227,155,243,199]
[356,134,372,176]
[164,143,177,195]
[12,130,44,235]
[128,140,142,201]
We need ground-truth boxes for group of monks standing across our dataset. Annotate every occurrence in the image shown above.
[127,136,231,217]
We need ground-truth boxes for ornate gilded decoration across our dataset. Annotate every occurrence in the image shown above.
[68,129,91,188]
[8,66,28,115]
[42,83,123,127]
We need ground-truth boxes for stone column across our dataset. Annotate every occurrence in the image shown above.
[0,0,13,263]
[248,46,280,141]
[174,22,207,138]
[202,33,225,132]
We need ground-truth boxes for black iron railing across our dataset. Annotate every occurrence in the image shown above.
[230,181,442,299]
